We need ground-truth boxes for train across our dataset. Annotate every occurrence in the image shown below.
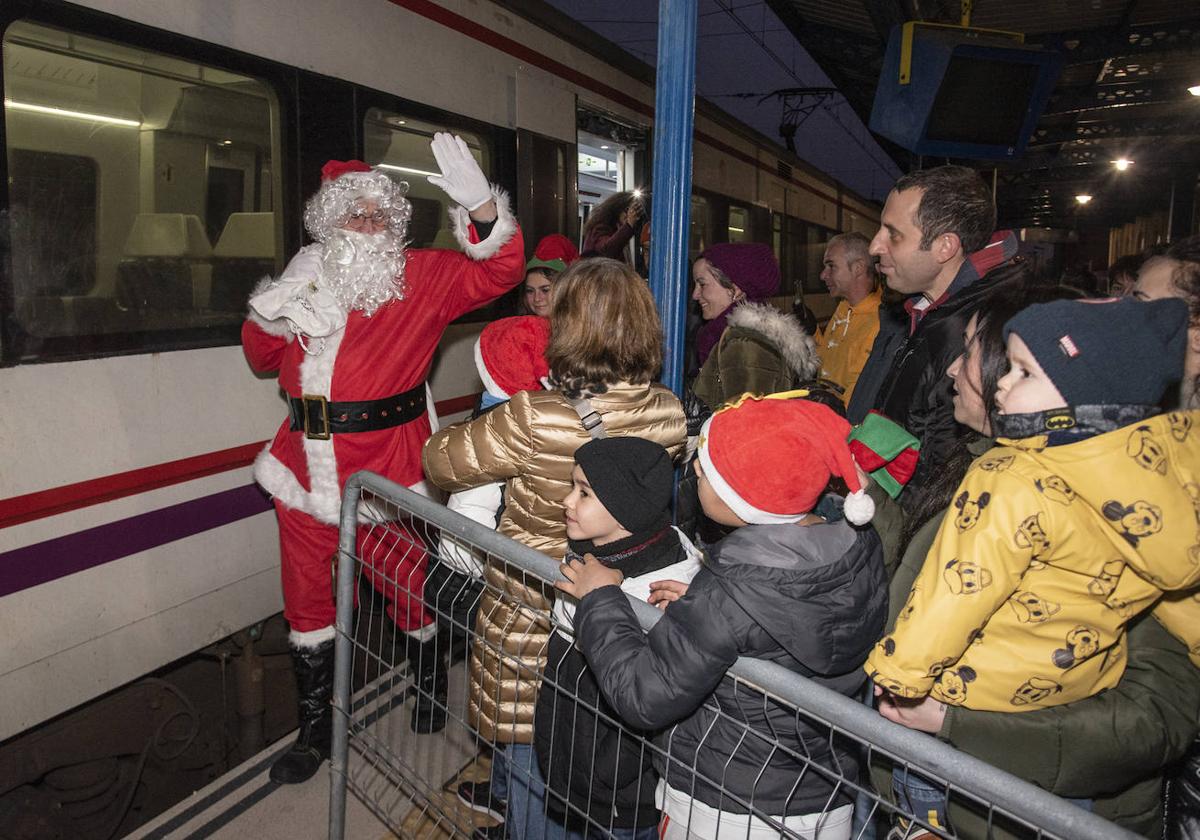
[0,0,880,748]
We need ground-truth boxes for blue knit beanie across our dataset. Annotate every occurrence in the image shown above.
[1003,297,1189,406]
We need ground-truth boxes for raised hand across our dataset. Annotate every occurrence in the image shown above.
[427,132,492,211]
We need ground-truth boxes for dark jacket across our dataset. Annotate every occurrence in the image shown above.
[534,529,693,831]
[846,261,1003,499]
[575,521,887,818]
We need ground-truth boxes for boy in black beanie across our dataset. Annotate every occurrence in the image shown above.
[534,436,701,840]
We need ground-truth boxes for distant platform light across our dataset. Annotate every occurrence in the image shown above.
[600,145,610,150]
[1113,158,1133,171]
[1190,85,1200,96]
[1075,194,1093,205]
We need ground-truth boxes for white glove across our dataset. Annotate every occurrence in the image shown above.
[427,132,492,211]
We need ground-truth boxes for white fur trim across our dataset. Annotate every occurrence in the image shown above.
[449,185,517,261]
[727,302,821,380]
[473,336,510,399]
[843,490,876,525]
[289,625,335,649]
[424,382,440,434]
[696,415,805,525]
[246,275,295,338]
[404,623,438,642]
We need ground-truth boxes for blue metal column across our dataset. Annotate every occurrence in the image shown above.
[648,0,698,396]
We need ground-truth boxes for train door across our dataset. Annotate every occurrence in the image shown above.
[576,108,647,256]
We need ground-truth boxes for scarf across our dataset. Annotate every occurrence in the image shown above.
[992,404,1161,447]
[696,303,735,366]
[565,526,680,582]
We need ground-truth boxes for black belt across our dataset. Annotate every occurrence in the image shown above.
[287,383,427,440]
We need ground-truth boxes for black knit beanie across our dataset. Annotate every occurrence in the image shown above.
[1003,296,1189,406]
[573,437,674,534]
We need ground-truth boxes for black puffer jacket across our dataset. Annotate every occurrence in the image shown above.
[575,521,886,818]
[847,263,1003,497]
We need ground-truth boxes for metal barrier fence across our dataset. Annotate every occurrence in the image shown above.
[327,471,1139,840]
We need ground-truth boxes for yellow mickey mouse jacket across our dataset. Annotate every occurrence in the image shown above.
[865,410,1200,712]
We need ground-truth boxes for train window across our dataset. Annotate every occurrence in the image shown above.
[2,20,281,363]
[728,206,750,243]
[804,225,835,294]
[517,129,577,250]
[363,109,494,250]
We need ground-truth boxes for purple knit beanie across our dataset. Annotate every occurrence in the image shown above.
[701,243,781,301]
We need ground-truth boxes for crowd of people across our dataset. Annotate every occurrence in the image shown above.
[242,138,1200,840]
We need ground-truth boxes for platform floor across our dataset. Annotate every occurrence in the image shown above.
[126,658,489,839]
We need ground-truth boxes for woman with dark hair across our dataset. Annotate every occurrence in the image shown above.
[423,257,685,840]
[868,267,1200,838]
[581,191,644,261]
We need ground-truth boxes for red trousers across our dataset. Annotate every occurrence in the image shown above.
[274,499,433,633]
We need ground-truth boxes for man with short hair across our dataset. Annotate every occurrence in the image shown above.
[847,165,1015,498]
[815,232,882,404]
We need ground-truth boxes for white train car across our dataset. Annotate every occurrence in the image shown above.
[0,0,879,743]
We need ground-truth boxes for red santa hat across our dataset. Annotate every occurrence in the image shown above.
[321,159,373,181]
[697,392,880,525]
[474,316,551,399]
[526,234,581,274]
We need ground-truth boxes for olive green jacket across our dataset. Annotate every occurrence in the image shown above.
[691,302,819,410]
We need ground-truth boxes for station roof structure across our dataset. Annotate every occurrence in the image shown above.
[529,0,1199,233]
[766,0,1200,230]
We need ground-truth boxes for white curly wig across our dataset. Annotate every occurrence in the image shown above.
[303,168,413,244]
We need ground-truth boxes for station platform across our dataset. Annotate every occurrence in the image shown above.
[126,658,488,840]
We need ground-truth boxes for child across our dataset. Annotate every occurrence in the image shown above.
[866,296,1200,833]
[438,314,551,575]
[432,314,548,825]
[558,392,904,840]
[534,436,702,840]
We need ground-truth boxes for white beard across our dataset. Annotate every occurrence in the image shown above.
[321,230,407,316]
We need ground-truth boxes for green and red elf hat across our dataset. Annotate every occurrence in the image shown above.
[847,410,920,500]
[525,234,581,274]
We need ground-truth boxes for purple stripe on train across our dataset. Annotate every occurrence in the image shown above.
[0,484,274,599]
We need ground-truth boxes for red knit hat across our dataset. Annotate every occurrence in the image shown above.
[697,392,875,525]
[526,234,581,273]
[474,316,551,399]
[321,159,373,181]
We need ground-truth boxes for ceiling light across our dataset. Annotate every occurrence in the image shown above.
[376,163,439,177]
[1113,158,1132,171]
[1075,194,1093,205]
[4,98,140,127]
[1190,85,1200,96]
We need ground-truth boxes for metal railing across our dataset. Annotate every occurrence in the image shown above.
[328,471,1139,840]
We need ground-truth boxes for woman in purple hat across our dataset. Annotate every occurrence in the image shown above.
[690,243,820,412]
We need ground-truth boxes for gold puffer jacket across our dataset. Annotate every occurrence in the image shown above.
[422,383,686,743]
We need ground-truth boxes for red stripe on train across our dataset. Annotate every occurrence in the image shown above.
[0,393,479,529]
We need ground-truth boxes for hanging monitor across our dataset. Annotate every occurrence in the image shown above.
[869,23,1063,160]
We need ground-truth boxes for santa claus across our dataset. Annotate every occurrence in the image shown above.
[242,134,523,783]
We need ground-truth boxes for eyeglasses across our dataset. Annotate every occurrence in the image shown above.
[347,210,389,225]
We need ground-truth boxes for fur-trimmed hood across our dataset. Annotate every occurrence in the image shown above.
[727,301,820,380]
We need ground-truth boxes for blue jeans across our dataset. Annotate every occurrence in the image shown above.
[491,743,566,840]
[892,767,1093,832]
[892,767,950,832]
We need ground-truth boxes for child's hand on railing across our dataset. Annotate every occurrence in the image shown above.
[648,579,689,611]
[556,553,622,600]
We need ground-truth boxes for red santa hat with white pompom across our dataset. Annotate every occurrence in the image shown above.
[473,315,551,400]
[696,392,918,525]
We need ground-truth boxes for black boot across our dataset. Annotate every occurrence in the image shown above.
[270,638,335,784]
[407,634,448,734]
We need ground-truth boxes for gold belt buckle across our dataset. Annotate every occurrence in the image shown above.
[302,394,331,440]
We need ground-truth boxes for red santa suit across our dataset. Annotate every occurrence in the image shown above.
[243,182,523,637]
